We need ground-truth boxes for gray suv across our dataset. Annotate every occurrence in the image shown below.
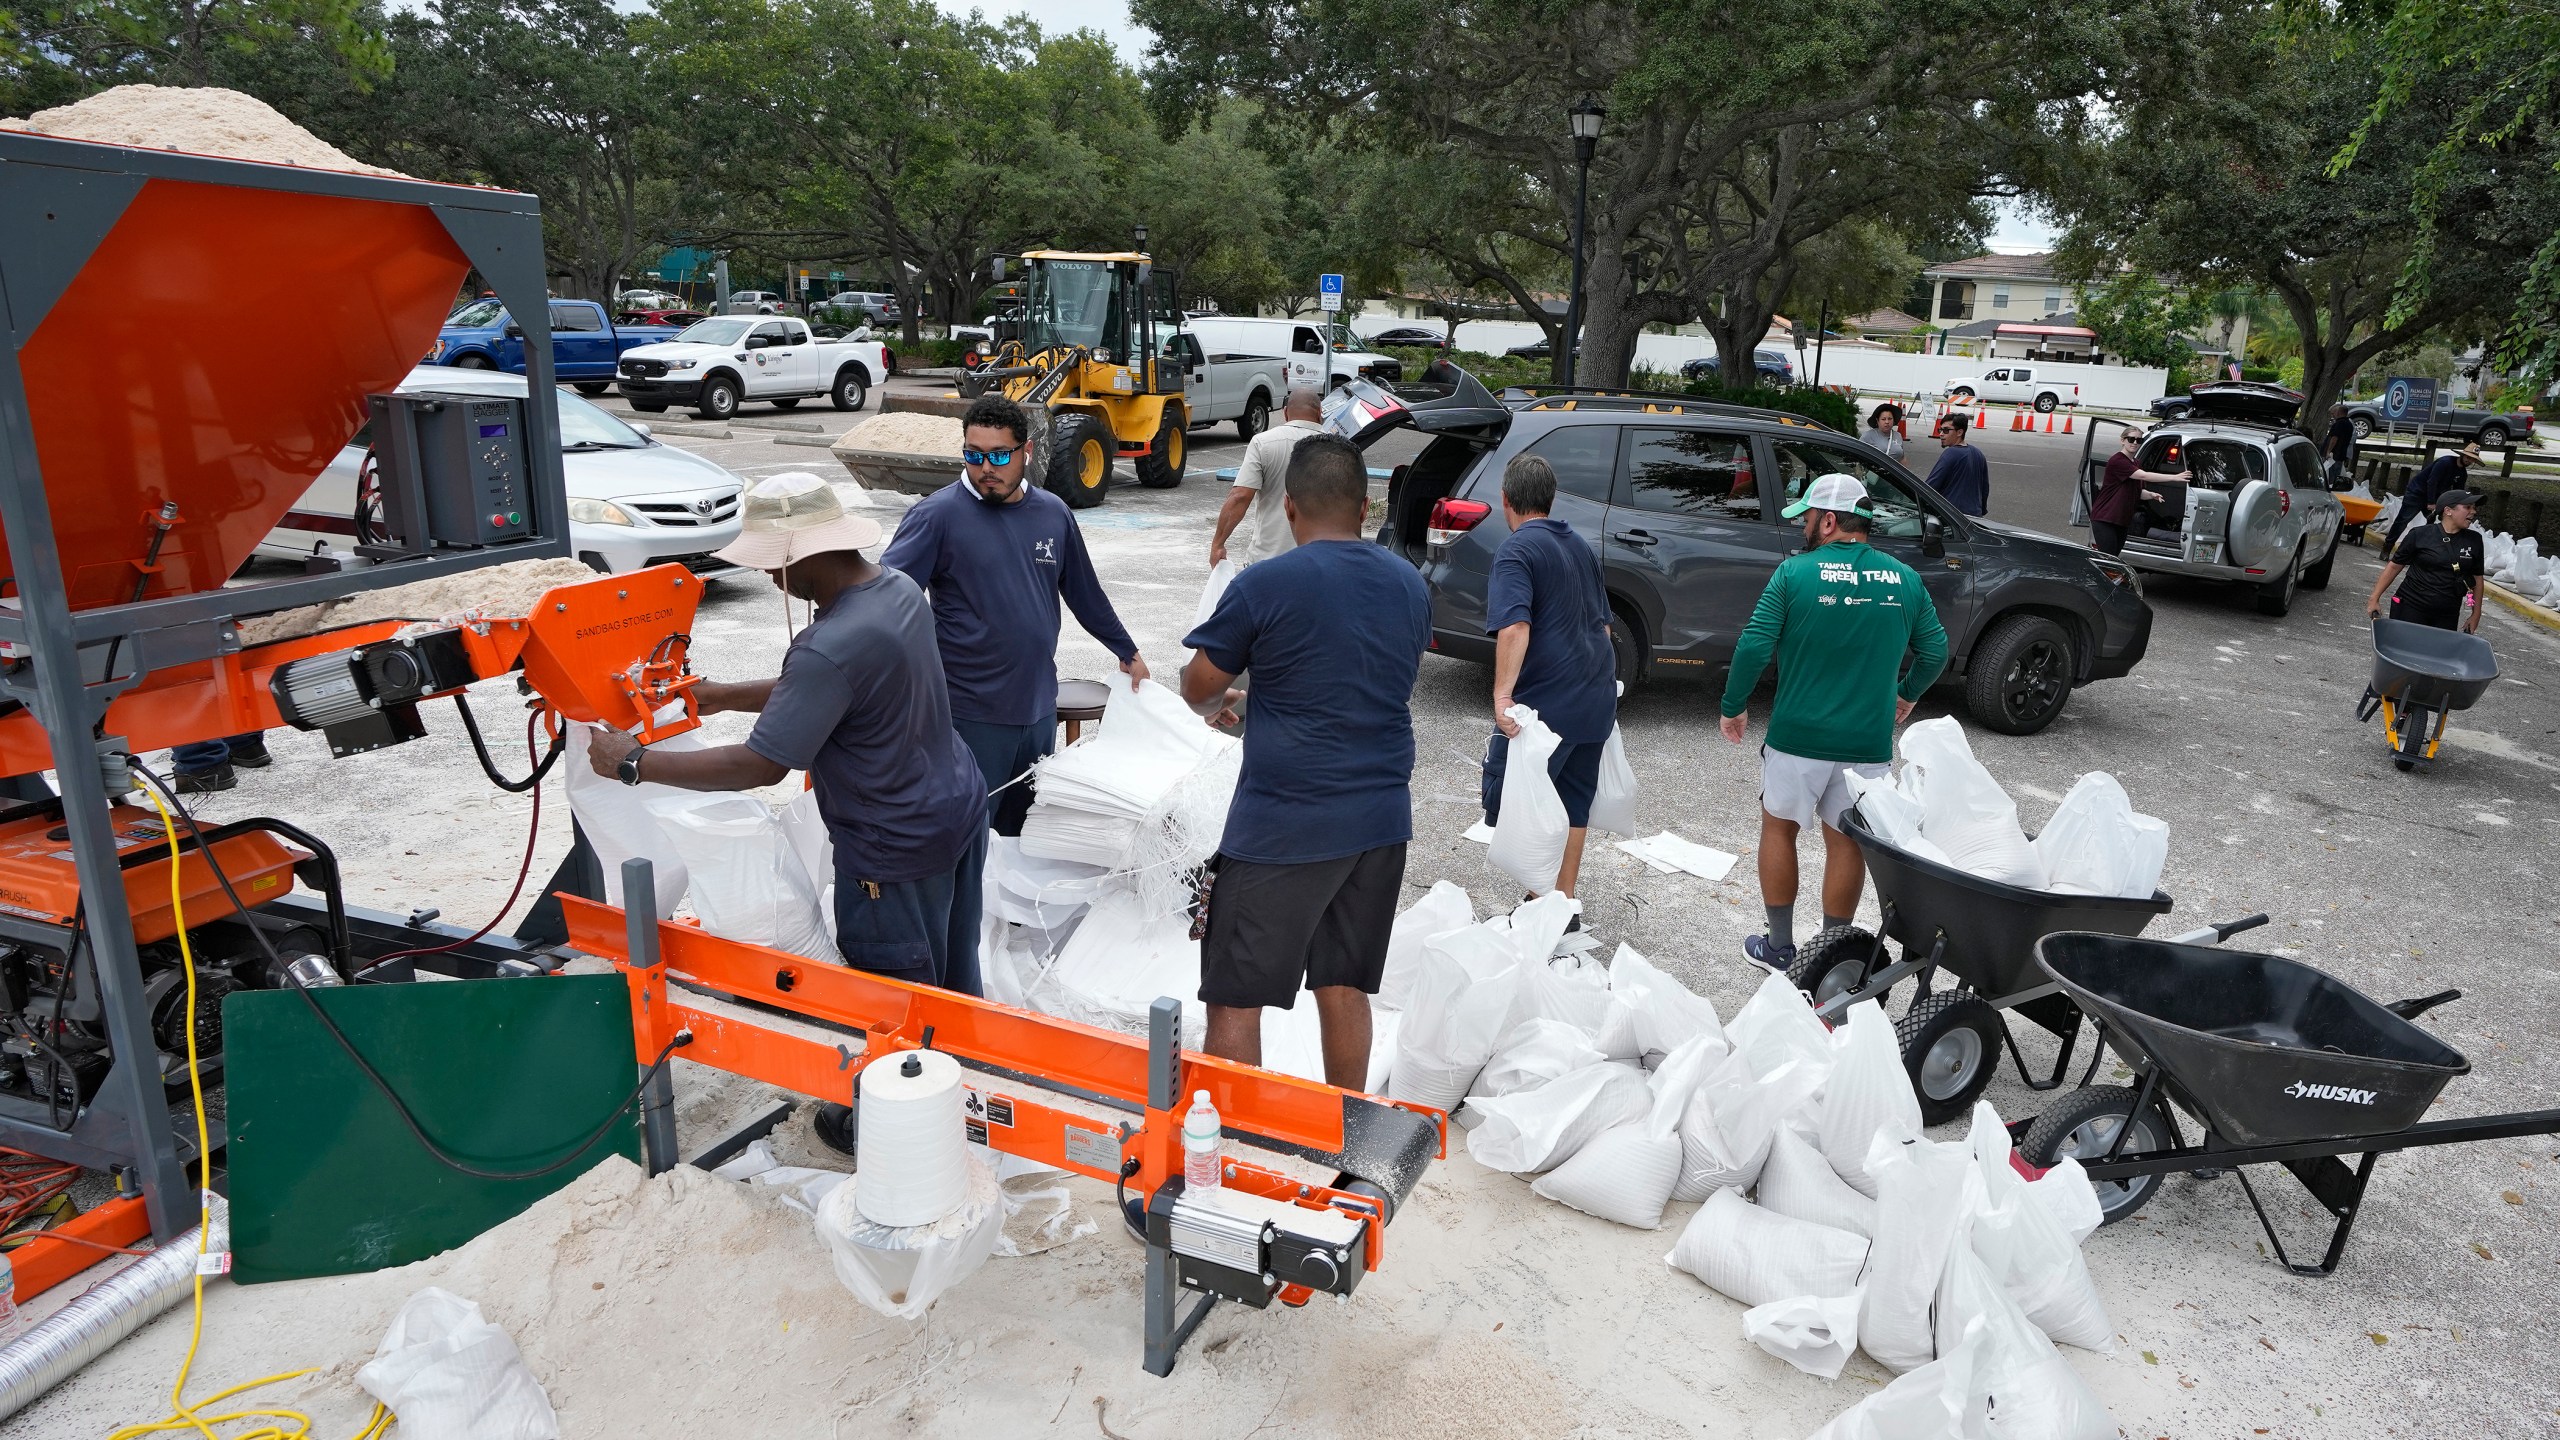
[2097,383,2345,617]
[1331,373,2153,735]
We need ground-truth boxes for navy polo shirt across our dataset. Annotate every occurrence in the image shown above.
[1485,516,1616,744]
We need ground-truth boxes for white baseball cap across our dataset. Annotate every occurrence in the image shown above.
[709,473,883,570]
[1782,473,1875,520]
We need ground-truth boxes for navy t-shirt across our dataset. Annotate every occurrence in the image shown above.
[745,569,987,883]
[1184,540,1431,865]
[1485,516,1616,744]
[1925,444,1990,516]
[880,481,1138,727]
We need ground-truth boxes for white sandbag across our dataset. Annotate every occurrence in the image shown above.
[1820,1000,1922,1198]
[978,914,1042,1010]
[2032,772,2168,900]
[1933,1248,2115,1439]
[1965,1105,2112,1351]
[1675,1051,1824,1202]
[2026,1158,2104,1246]
[1587,724,1638,836]
[1729,971,1839,1095]
[1513,952,1615,1038]
[1758,1124,1878,1238]
[1487,704,1570,894]
[1595,944,1729,1062]
[1861,1127,1986,1374]
[1465,1061,1649,1173]
[562,720,704,917]
[355,1287,559,1440]
[1376,880,1475,1012]
[1530,1034,1717,1227]
[1842,769,1951,865]
[1471,1018,1607,1099]
[1666,1189,1869,1308]
[778,786,834,899]
[1366,1007,1400,1095]
[1743,1290,1864,1381]
[1388,924,1522,1111]
[1804,1320,1993,1440]
[645,794,835,961]
[1900,718,2046,888]
[1048,888,1200,1027]
[815,1156,1004,1320]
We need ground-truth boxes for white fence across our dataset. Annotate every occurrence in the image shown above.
[1347,317,2170,411]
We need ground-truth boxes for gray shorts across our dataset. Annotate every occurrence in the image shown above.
[1760,746,1889,831]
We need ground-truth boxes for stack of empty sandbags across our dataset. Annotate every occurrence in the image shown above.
[1842,718,2169,900]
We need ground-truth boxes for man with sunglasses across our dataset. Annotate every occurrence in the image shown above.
[882,394,1149,835]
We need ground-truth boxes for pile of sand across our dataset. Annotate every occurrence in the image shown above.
[1,85,407,177]
[237,556,608,644]
[832,410,964,460]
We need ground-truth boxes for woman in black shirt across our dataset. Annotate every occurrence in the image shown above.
[2365,489,2486,632]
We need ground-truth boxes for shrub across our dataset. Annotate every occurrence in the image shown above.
[1679,380,1859,433]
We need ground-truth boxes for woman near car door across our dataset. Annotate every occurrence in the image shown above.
[2090,426,2189,555]
[2365,489,2486,633]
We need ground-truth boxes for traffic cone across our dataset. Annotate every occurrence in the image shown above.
[2043,409,2056,433]
[2061,408,2074,435]
[2011,405,2027,432]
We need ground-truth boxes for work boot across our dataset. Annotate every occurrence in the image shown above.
[813,1101,858,1159]
[1742,933,1796,973]
[227,735,273,769]
[172,764,236,795]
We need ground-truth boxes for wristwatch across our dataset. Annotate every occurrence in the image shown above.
[617,750,644,786]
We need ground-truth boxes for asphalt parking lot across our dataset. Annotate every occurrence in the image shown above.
[563,378,2560,1434]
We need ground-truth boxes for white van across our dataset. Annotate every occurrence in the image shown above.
[1184,315,1403,393]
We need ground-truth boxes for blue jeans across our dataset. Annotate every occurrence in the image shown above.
[952,718,1055,837]
[173,733,260,775]
[831,825,988,996]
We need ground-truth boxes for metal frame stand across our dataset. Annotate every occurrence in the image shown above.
[1140,997,1216,1377]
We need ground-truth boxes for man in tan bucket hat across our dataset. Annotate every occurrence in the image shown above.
[585,472,990,997]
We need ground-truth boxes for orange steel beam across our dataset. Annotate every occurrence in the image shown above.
[8,1194,151,1302]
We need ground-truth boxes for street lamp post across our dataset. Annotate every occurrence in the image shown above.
[1561,95,1605,388]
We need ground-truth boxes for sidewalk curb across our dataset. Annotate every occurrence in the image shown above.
[2485,581,2560,633]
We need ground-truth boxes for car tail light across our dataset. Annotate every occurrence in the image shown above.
[2279,486,2291,516]
[1427,497,1492,547]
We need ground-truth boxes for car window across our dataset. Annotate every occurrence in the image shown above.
[549,303,603,333]
[751,321,790,343]
[2159,436,2265,491]
[676,318,753,345]
[2014,367,2033,382]
[779,321,810,344]
[1621,428,1761,521]
[1293,327,1324,355]
[450,300,505,328]
[556,390,648,448]
[2277,441,2318,491]
[1517,425,1618,504]
[1988,369,2008,382]
[1771,439,1946,540]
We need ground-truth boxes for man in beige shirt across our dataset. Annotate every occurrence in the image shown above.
[1209,388,1326,568]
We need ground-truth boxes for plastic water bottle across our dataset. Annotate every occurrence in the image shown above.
[1181,1090,1222,1193]
[0,1252,21,1343]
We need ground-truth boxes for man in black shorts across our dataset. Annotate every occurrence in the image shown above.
[2365,488,2486,632]
[1181,434,1432,1089]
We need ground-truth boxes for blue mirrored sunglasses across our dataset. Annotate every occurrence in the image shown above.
[961,447,1019,467]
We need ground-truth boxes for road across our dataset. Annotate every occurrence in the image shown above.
[596,377,2560,1435]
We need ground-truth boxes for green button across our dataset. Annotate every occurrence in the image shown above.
[507,512,521,525]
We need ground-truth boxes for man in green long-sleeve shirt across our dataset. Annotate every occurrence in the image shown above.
[1719,473,1948,970]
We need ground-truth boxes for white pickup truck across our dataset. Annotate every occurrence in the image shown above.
[614,315,889,421]
[1944,365,2076,413]
[1160,328,1291,439]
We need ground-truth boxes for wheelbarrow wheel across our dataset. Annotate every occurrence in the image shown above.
[2019,1085,2176,1227]
[2393,757,2415,772]
[1786,925,1878,1008]
[1897,991,2002,1125]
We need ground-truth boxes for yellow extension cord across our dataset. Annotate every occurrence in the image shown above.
[104,781,392,1440]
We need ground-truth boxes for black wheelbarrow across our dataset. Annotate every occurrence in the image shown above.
[2018,931,2560,1274]
[1782,809,2216,1125]
[2355,618,2497,773]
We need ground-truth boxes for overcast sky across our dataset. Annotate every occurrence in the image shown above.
[942,1,2064,253]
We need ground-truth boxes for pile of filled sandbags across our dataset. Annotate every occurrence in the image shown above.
[1843,719,2167,900]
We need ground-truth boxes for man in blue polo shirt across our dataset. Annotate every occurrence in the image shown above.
[882,394,1149,835]
[1483,453,1617,899]
[1181,433,1430,1090]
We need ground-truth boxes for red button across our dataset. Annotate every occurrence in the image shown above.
[490,513,507,527]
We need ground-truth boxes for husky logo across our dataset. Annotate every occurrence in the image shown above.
[1033,536,1058,565]
[2285,1080,2378,1105]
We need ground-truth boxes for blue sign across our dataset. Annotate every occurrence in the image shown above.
[1318,273,1344,296]
[2382,376,2437,423]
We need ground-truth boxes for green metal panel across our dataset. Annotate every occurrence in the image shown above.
[224,975,641,1284]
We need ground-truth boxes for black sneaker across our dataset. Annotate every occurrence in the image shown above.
[227,736,273,769]
[812,1101,858,1158]
[172,764,236,795]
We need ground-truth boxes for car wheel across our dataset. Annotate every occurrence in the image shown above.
[453,354,494,370]
[631,400,668,414]
[2302,531,2339,590]
[1045,412,1113,509]
[1135,408,1186,488]
[1948,386,1975,401]
[1609,608,1644,693]
[2018,1086,2177,1226]
[1236,392,1269,442]
[2350,414,2374,440]
[829,367,868,412]
[1964,613,2075,736]
[2034,392,2058,413]
[1896,991,2005,1127]
[2479,423,2510,448]
[771,396,801,410]
[574,381,610,396]
[695,375,739,422]
[2255,542,2303,616]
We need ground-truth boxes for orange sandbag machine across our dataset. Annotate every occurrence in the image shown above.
[0,129,1441,1373]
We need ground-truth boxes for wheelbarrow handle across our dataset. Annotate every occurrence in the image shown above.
[2167,913,2271,945]
[2386,988,2463,1020]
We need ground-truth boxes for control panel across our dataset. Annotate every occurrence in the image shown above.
[367,390,538,551]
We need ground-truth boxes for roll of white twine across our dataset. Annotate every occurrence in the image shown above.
[854,1047,970,1228]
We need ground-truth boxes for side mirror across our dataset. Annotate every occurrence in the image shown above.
[744,334,769,350]
[1922,515,1947,558]
[990,257,1008,282]
[503,324,524,339]
[629,422,652,438]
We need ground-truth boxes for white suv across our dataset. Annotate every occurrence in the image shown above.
[2098,387,2346,616]
[1945,365,2072,413]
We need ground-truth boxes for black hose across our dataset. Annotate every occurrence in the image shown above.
[133,763,686,1182]
[451,692,565,793]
